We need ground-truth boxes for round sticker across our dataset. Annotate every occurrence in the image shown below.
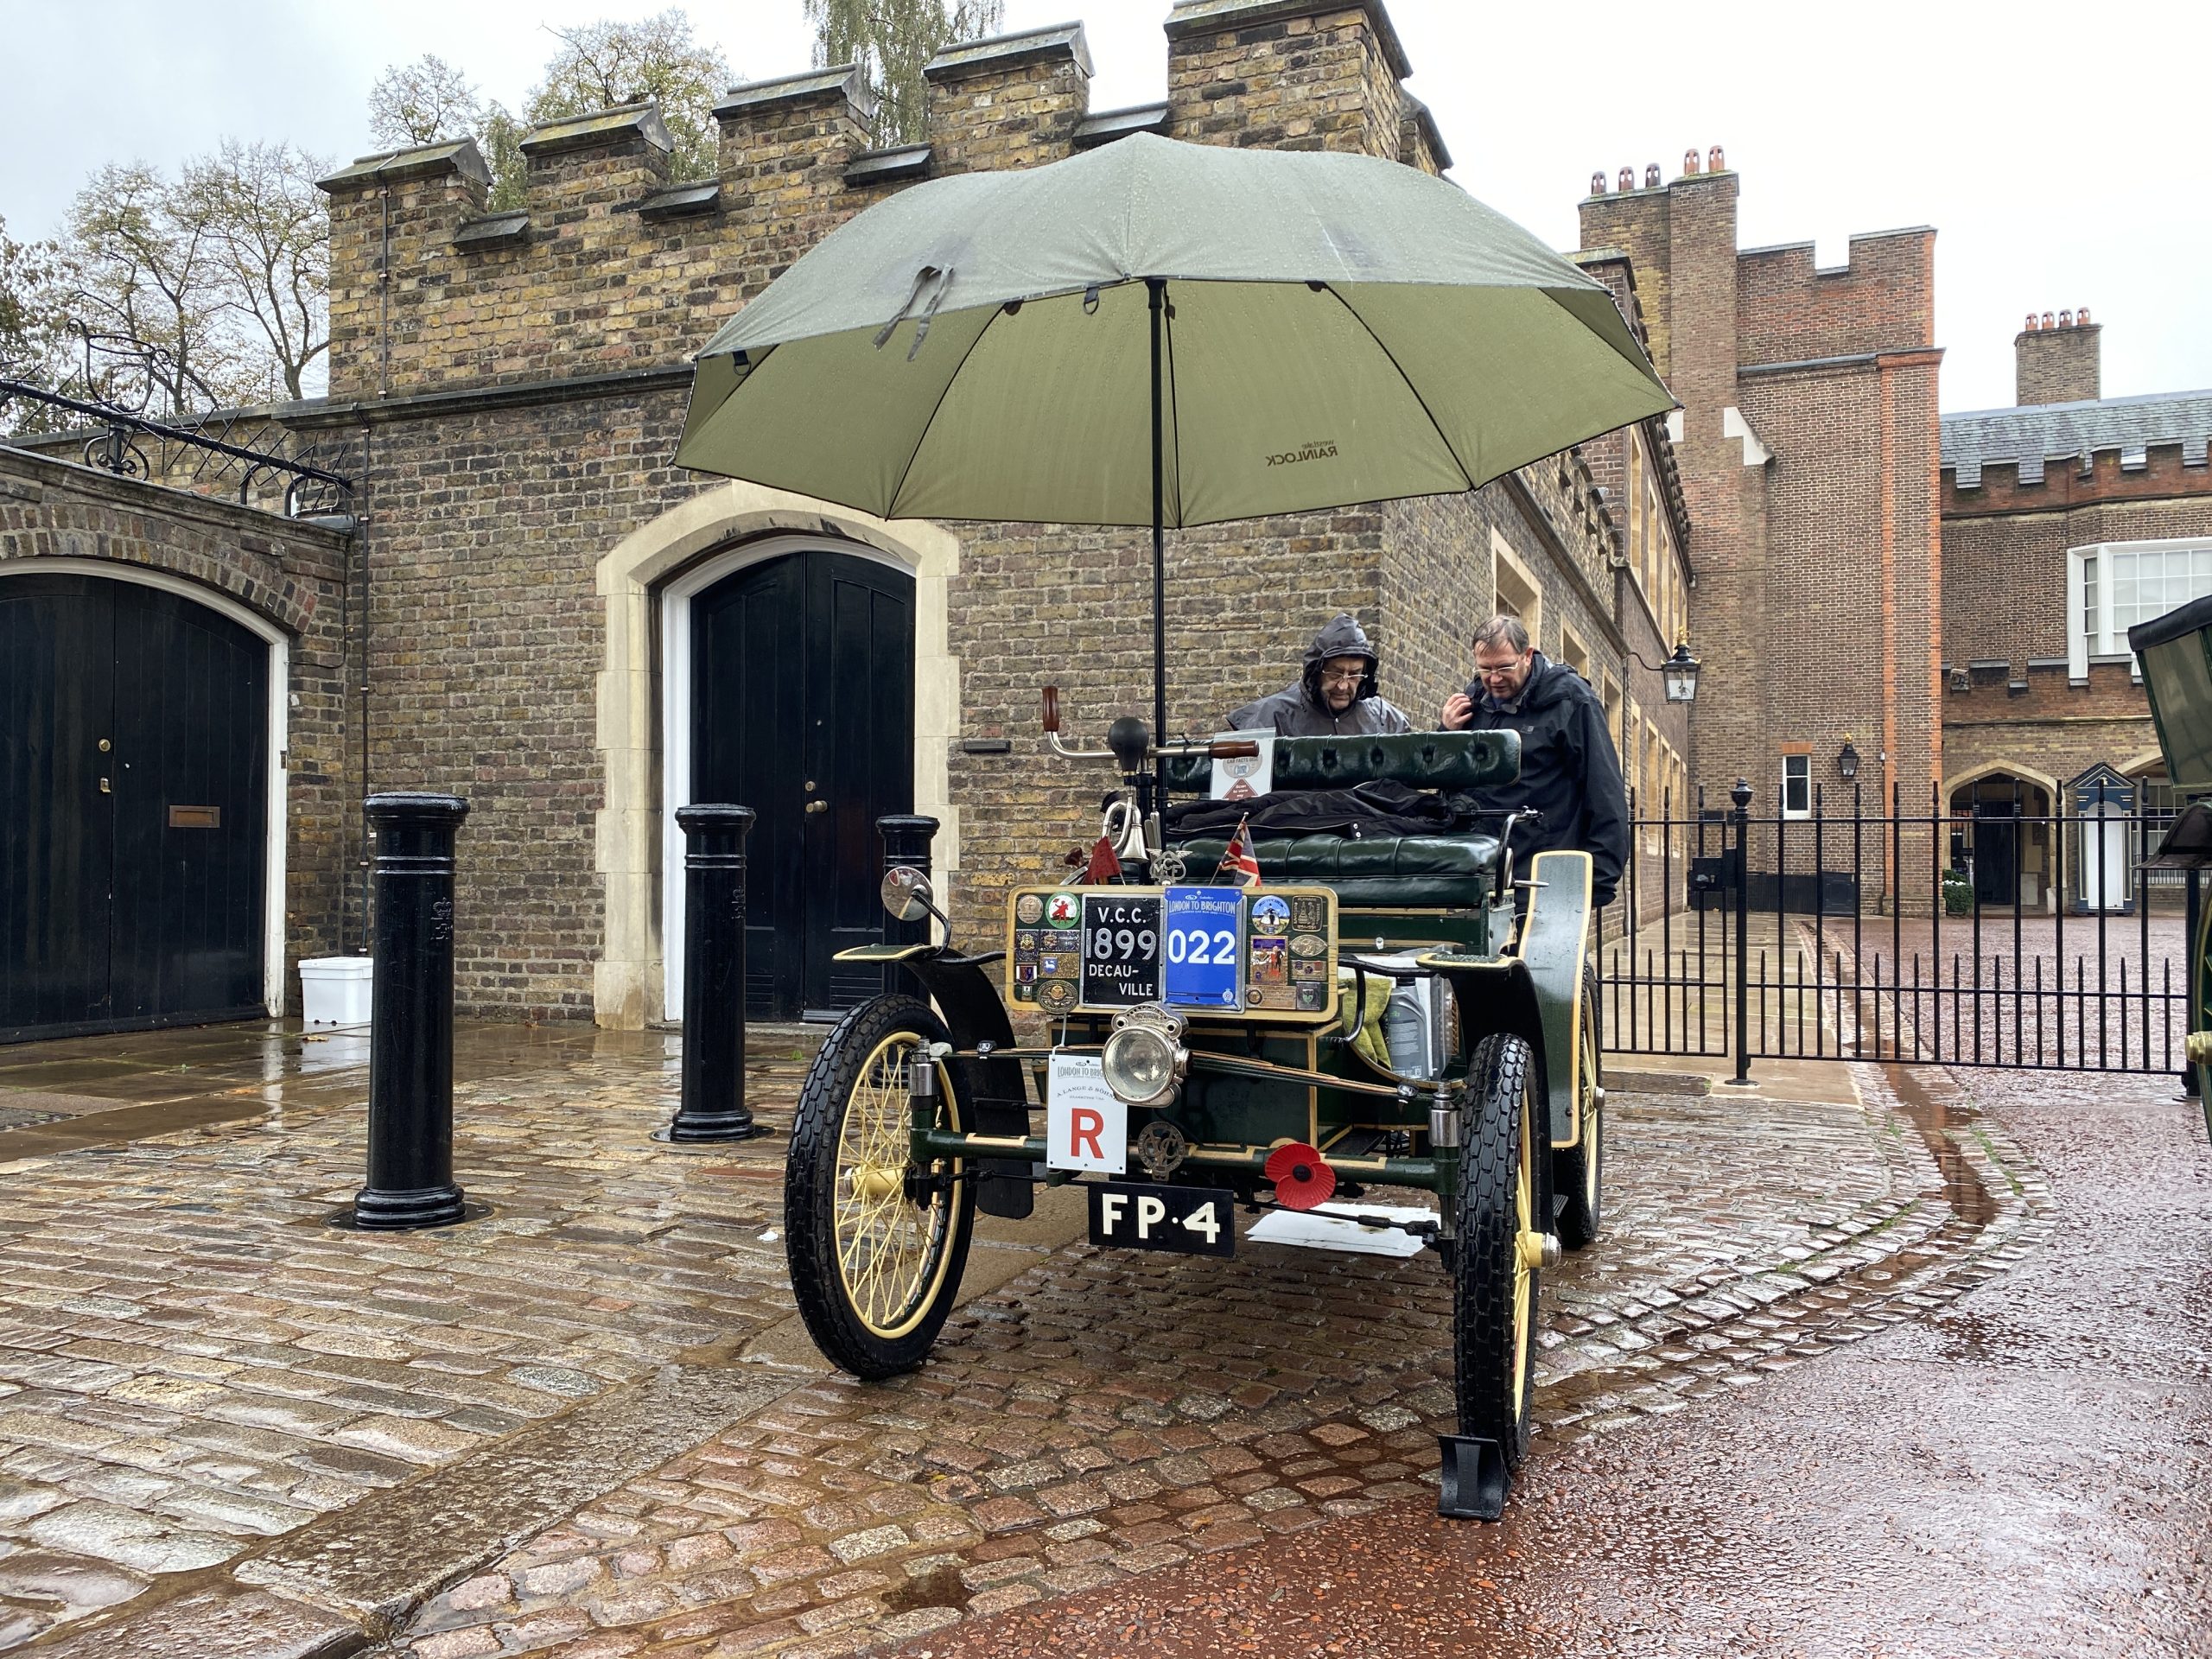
[1038,978,1077,1012]
[1046,893,1080,928]
[1249,894,1291,936]
[1289,933,1325,957]
[1016,893,1044,925]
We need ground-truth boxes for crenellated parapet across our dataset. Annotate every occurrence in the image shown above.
[316,0,1446,401]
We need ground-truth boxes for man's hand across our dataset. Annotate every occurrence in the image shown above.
[1440,692,1474,730]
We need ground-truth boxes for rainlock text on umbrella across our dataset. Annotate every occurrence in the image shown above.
[1265,442,1339,467]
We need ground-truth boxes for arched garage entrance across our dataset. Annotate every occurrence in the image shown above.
[1,567,282,1042]
[664,544,914,1021]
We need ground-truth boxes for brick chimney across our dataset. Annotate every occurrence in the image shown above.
[2015,309,2101,405]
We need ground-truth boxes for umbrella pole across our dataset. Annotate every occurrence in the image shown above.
[1148,277,1168,848]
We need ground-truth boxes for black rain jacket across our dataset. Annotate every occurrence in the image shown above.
[1226,613,1413,738]
[1455,652,1630,906]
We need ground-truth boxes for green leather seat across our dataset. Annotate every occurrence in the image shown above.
[1170,833,1503,909]
[1166,731,1519,910]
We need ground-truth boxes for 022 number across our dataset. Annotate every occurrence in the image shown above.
[1166,927,1238,966]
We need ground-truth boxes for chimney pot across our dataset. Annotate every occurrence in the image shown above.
[1642,162,1658,188]
[1707,144,1724,171]
[2024,312,2038,331]
[2059,309,2073,327]
[1682,148,1700,175]
[1618,166,1634,193]
[2042,312,2055,329]
[1591,169,1606,195]
[2078,306,2090,325]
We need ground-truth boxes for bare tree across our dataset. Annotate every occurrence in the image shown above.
[527,10,734,183]
[368,54,485,149]
[806,0,1006,148]
[60,162,244,416]
[178,142,331,402]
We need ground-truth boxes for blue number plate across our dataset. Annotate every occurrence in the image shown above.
[1161,886,1244,1012]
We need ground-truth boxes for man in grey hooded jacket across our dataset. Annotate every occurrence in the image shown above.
[1226,613,1413,738]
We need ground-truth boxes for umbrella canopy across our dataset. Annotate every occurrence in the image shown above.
[675,132,1672,527]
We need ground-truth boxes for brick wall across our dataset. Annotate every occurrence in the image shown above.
[272,0,1684,1024]
[0,448,355,1005]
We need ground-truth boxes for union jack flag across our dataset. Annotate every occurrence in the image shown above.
[1217,815,1262,888]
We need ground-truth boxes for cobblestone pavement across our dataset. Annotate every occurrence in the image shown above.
[0,1023,2054,1657]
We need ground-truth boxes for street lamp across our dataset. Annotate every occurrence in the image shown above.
[1838,739,1861,782]
[1628,641,1703,703]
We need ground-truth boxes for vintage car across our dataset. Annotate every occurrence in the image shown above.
[779,707,1603,1518]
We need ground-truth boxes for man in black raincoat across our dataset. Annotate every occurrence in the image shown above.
[1440,615,1629,906]
[1227,613,1413,738]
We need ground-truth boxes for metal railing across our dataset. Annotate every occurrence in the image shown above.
[1597,779,2198,1081]
[0,378,352,518]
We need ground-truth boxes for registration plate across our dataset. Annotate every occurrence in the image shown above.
[1086,1181,1236,1257]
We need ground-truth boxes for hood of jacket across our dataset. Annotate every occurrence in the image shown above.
[1300,612,1381,706]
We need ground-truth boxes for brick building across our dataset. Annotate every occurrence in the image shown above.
[1939,314,2212,911]
[0,0,1695,1039]
[1576,153,1942,883]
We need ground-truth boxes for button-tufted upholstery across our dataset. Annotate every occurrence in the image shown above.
[1170,832,1504,908]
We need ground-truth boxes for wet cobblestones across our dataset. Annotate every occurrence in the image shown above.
[378,1062,2045,1659]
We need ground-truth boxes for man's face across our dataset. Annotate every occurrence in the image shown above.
[1316,655,1366,712]
[1473,639,1534,700]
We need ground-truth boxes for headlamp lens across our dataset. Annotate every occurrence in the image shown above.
[1102,1025,1177,1104]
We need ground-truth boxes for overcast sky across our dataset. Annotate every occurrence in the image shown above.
[4,0,2204,413]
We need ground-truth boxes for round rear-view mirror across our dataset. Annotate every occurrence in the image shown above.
[880,865,932,922]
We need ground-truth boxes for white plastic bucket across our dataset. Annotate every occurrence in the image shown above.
[299,956,374,1029]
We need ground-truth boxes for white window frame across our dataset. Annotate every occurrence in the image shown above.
[1782,753,1812,819]
[2069,537,2212,680]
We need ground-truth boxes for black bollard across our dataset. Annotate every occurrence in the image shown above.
[878,815,939,944]
[354,792,469,1230]
[665,804,761,1142]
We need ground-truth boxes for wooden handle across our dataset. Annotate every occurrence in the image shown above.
[1041,685,1060,734]
[1209,740,1260,759]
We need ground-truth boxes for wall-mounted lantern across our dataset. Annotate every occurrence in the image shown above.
[1838,739,1861,782]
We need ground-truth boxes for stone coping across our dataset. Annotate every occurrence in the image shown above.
[844,144,933,185]
[637,181,721,219]
[317,138,490,194]
[519,101,673,157]
[453,211,531,251]
[713,63,873,120]
[924,20,1093,82]
[1073,103,1171,149]
[1165,0,1412,79]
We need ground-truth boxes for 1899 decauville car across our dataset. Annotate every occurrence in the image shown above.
[670,129,1675,1516]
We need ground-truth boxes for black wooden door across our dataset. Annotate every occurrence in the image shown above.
[690,550,913,1020]
[1,575,267,1042]
[1972,797,2018,907]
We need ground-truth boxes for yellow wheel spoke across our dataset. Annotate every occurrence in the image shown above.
[830,1029,962,1339]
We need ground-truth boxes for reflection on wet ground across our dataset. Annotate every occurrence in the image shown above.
[2,1020,2201,1658]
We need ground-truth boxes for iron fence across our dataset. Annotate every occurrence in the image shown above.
[1596,779,2199,1080]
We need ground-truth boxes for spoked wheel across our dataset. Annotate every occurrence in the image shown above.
[1553,965,1604,1250]
[784,995,976,1380]
[1452,1033,1548,1467]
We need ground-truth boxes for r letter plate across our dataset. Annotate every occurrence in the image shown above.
[1087,1181,1235,1257]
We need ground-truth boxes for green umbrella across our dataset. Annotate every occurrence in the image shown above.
[676,131,1672,789]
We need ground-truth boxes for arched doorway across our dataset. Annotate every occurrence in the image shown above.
[1946,769,2054,911]
[663,544,915,1021]
[1,568,281,1041]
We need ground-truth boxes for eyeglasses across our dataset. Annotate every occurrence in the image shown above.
[1318,668,1365,686]
[1474,659,1527,678]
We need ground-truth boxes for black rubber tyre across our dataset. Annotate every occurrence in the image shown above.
[1553,966,1604,1250]
[783,995,976,1380]
[1452,1033,1546,1468]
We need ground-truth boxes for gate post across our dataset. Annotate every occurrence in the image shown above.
[1727,778,1755,1087]
[665,804,761,1142]
[355,793,469,1230]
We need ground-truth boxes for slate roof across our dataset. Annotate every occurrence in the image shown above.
[1942,390,2212,486]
